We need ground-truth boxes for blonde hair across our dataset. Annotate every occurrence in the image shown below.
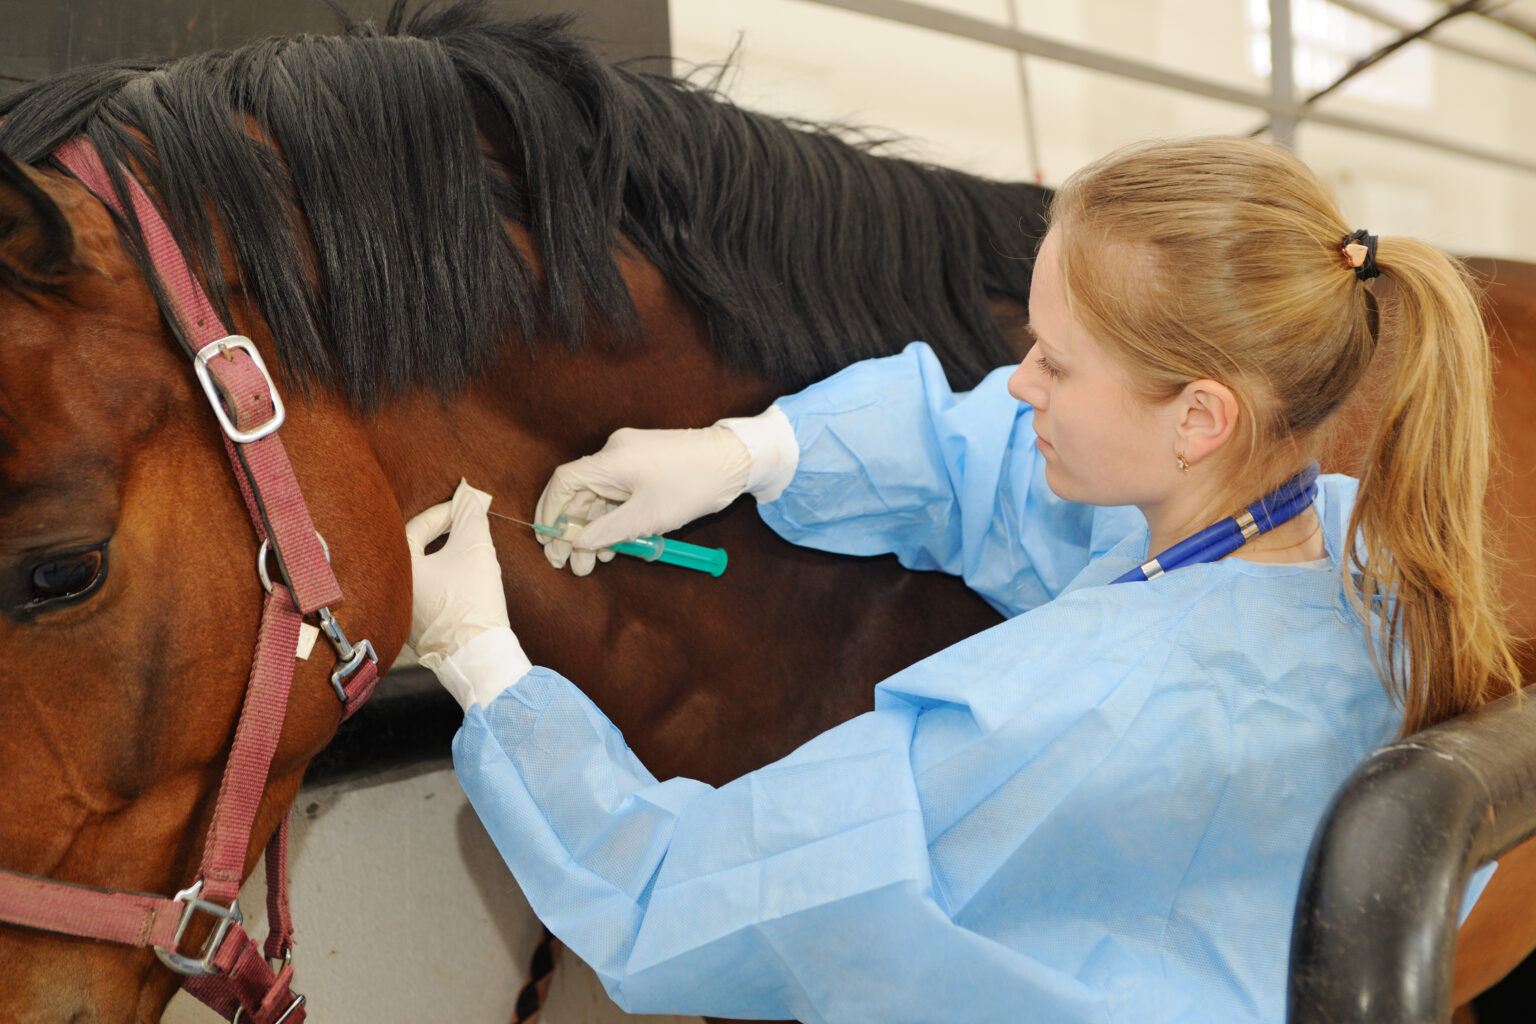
[1048,136,1521,735]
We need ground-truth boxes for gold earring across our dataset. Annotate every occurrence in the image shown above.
[1175,451,1190,473]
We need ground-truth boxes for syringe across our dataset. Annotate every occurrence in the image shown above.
[487,511,729,577]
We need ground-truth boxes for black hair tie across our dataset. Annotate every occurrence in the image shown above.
[1342,229,1380,281]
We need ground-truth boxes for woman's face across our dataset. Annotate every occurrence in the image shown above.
[1008,226,1175,508]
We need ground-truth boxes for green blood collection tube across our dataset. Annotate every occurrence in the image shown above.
[551,516,728,577]
[487,509,728,577]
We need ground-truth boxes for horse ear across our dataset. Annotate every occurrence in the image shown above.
[0,149,75,281]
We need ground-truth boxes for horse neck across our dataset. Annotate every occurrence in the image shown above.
[359,254,791,762]
[364,253,777,526]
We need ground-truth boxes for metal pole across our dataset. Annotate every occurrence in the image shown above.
[1269,0,1297,150]
[1002,0,1044,184]
[797,0,1536,177]
[1446,0,1536,44]
[803,0,1295,116]
[1330,0,1536,79]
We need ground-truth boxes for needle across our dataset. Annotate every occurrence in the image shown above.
[486,509,564,537]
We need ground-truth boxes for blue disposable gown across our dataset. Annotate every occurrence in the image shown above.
[451,343,1481,1023]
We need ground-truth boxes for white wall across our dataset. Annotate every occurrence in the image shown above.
[671,0,1536,261]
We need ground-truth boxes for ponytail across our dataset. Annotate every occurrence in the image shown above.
[1347,241,1523,734]
[1049,136,1523,736]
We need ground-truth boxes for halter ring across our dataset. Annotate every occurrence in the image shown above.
[257,533,331,595]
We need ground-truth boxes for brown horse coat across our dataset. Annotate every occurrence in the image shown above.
[1,9,1533,1020]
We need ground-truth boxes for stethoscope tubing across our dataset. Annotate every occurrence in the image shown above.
[1112,463,1321,584]
[1165,487,1319,569]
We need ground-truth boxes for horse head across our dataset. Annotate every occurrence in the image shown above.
[0,146,411,1021]
[0,5,1049,1019]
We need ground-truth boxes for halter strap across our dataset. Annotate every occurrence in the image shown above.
[0,137,381,1024]
[53,137,342,615]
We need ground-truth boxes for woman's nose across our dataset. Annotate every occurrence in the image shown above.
[1009,347,1046,407]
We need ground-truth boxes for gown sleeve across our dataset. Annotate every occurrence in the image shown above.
[450,616,1195,1024]
[760,341,1139,615]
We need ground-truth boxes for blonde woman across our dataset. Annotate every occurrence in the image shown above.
[404,137,1522,1023]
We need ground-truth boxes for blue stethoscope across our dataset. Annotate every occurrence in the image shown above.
[1111,462,1321,584]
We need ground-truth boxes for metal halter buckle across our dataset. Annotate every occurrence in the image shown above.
[153,878,243,977]
[318,607,377,704]
[232,993,306,1024]
[193,335,286,444]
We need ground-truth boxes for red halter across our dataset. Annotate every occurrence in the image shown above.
[0,138,381,1024]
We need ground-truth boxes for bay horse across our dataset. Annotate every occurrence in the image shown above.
[0,3,1529,1022]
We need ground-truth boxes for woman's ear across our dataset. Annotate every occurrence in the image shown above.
[0,150,75,283]
[1175,379,1240,465]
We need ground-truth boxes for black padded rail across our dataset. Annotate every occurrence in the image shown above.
[303,667,462,786]
[1289,690,1536,1022]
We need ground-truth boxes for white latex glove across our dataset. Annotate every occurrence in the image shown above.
[534,406,798,576]
[404,479,513,686]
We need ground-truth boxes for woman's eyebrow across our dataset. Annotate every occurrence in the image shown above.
[1023,321,1059,355]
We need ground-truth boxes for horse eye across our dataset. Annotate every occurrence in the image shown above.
[28,545,108,608]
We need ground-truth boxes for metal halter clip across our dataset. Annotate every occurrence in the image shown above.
[153,878,243,977]
[317,607,377,704]
[193,335,286,444]
[233,993,306,1024]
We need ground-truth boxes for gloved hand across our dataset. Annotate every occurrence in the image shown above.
[404,479,513,704]
[535,406,798,576]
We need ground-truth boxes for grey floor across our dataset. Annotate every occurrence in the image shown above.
[163,763,699,1024]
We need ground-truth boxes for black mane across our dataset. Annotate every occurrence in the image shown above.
[0,0,1048,405]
